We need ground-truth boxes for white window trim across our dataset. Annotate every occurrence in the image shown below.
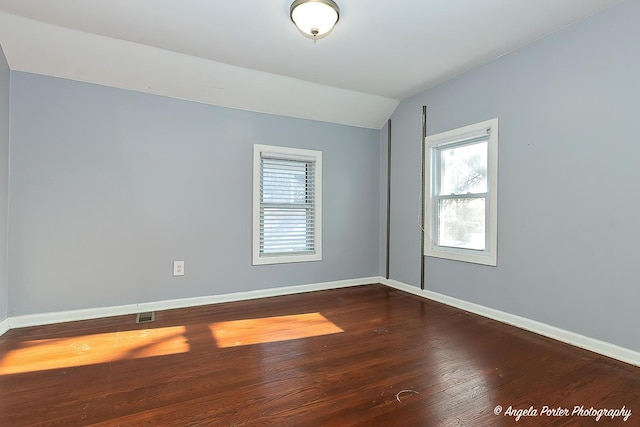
[424,118,498,266]
[252,144,322,266]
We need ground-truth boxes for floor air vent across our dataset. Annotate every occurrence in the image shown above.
[136,312,155,323]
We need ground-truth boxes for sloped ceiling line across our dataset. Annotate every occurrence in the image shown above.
[0,12,399,129]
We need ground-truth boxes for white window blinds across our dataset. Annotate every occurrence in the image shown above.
[253,145,322,265]
[260,155,316,255]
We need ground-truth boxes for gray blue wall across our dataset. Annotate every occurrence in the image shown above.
[0,45,9,322]
[388,0,640,352]
[8,72,380,316]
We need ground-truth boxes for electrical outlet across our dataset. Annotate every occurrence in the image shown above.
[173,261,185,276]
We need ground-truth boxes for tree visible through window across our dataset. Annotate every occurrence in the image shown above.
[437,140,488,250]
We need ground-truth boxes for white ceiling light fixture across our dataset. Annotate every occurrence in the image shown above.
[290,0,340,42]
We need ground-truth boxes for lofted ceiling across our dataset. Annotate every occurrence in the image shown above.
[0,0,622,129]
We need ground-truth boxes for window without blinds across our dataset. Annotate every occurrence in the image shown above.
[253,145,322,265]
[424,118,498,266]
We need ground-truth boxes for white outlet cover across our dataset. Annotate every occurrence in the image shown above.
[173,261,185,276]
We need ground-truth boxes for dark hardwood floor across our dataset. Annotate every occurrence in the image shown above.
[0,284,638,426]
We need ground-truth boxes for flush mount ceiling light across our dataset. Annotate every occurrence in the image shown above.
[290,0,340,41]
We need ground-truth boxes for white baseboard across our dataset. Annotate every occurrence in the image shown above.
[380,278,640,367]
[8,277,377,330]
[0,318,8,337]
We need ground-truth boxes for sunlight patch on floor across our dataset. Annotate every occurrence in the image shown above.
[210,312,343,348]
[0,326,188,375]
[0,312,344,375]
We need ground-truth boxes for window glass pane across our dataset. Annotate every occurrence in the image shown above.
[437,198,485,250]
[440,141,487,195]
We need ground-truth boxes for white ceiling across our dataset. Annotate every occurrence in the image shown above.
[0,0,622,129]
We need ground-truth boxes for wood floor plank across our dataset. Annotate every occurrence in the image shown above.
[0,284,638,426]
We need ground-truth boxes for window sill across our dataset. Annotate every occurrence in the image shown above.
[425,248,496,266]
[252,253,322,266]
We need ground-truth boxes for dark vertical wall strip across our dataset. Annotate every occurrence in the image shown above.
[385,119,391,279]
[0,45,8,323]
[420,106,426,290]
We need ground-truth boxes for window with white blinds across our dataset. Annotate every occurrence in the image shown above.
[253,145,322,265]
